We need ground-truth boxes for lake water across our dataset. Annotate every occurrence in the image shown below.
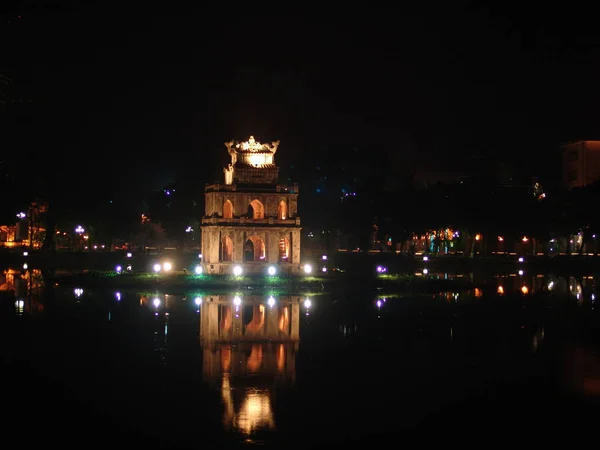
[2,267,600,448]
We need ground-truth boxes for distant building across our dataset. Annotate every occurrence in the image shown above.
[201,136,302,274]
[561,140,600,189]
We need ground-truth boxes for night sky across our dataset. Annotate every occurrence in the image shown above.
[3,5,600,202]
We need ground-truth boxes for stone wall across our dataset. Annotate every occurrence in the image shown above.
[205,191,299,218]
[200,226,302,274]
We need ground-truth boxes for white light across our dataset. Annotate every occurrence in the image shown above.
[423,256,429,261]
[303,264,312,274]
[153,264,161,273]
[267,296,275,307]
[22,263,28,270]
[233,265,243,276]
[126,252,132,258]
[115,265,122,273]
[74,288,83,298]
[194,297,202,305]
[518,270,524,276]
[115,292,121,301]
[23,251,28,256]
[304,298,312,308]
[518,257,524,263]
[75,225,84,234]
[16,300,24,308]
[267,266,276,276]
[233,296,242,306]
[423,268,428,274]
[322,255,327,260]
[163,262,172,271]
[194,265,203,275]
[126,264,132,271]
[153,298,160,308]
[376,300,382,308]
[322,266,327,273]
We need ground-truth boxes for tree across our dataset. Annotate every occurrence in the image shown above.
[0,72,10,109]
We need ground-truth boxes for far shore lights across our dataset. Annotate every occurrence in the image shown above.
[163,262,172,272]
[268,266,276,276]
[233,265,243,276]
[153,264,161,273]
[153,298,160,308]
[303,264,312,274]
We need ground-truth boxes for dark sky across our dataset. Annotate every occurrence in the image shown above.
[3,4,600,197]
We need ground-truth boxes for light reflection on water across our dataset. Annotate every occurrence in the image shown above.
[411,270,597,304]
[199,293,302,437]
[2,267,600,445]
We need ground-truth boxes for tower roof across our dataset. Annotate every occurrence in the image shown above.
[223,136,281,184]
[225,136,280,155]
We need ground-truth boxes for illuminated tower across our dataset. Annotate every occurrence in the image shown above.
[201,136,302,274]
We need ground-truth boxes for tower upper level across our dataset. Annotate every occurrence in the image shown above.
[223,136,280,185]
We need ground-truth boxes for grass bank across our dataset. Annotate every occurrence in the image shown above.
[49,270,474,294]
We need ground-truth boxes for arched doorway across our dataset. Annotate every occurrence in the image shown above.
[223,200,233,219]
[278,306,289,332]
[277,200,287,220]
[245,304,265,333]
[244,235,265,261]
[278,236,289,261]
[221,235,233,262]
[247,199,265,219]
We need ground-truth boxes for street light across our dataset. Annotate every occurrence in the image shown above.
[75,225,85,251]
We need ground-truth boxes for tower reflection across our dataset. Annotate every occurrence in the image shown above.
[200,294,301,436]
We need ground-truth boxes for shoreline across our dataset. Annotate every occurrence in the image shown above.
[47,270,474,294]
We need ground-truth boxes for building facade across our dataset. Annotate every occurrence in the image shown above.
[201,136,302,274]
[562,140,600,189]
